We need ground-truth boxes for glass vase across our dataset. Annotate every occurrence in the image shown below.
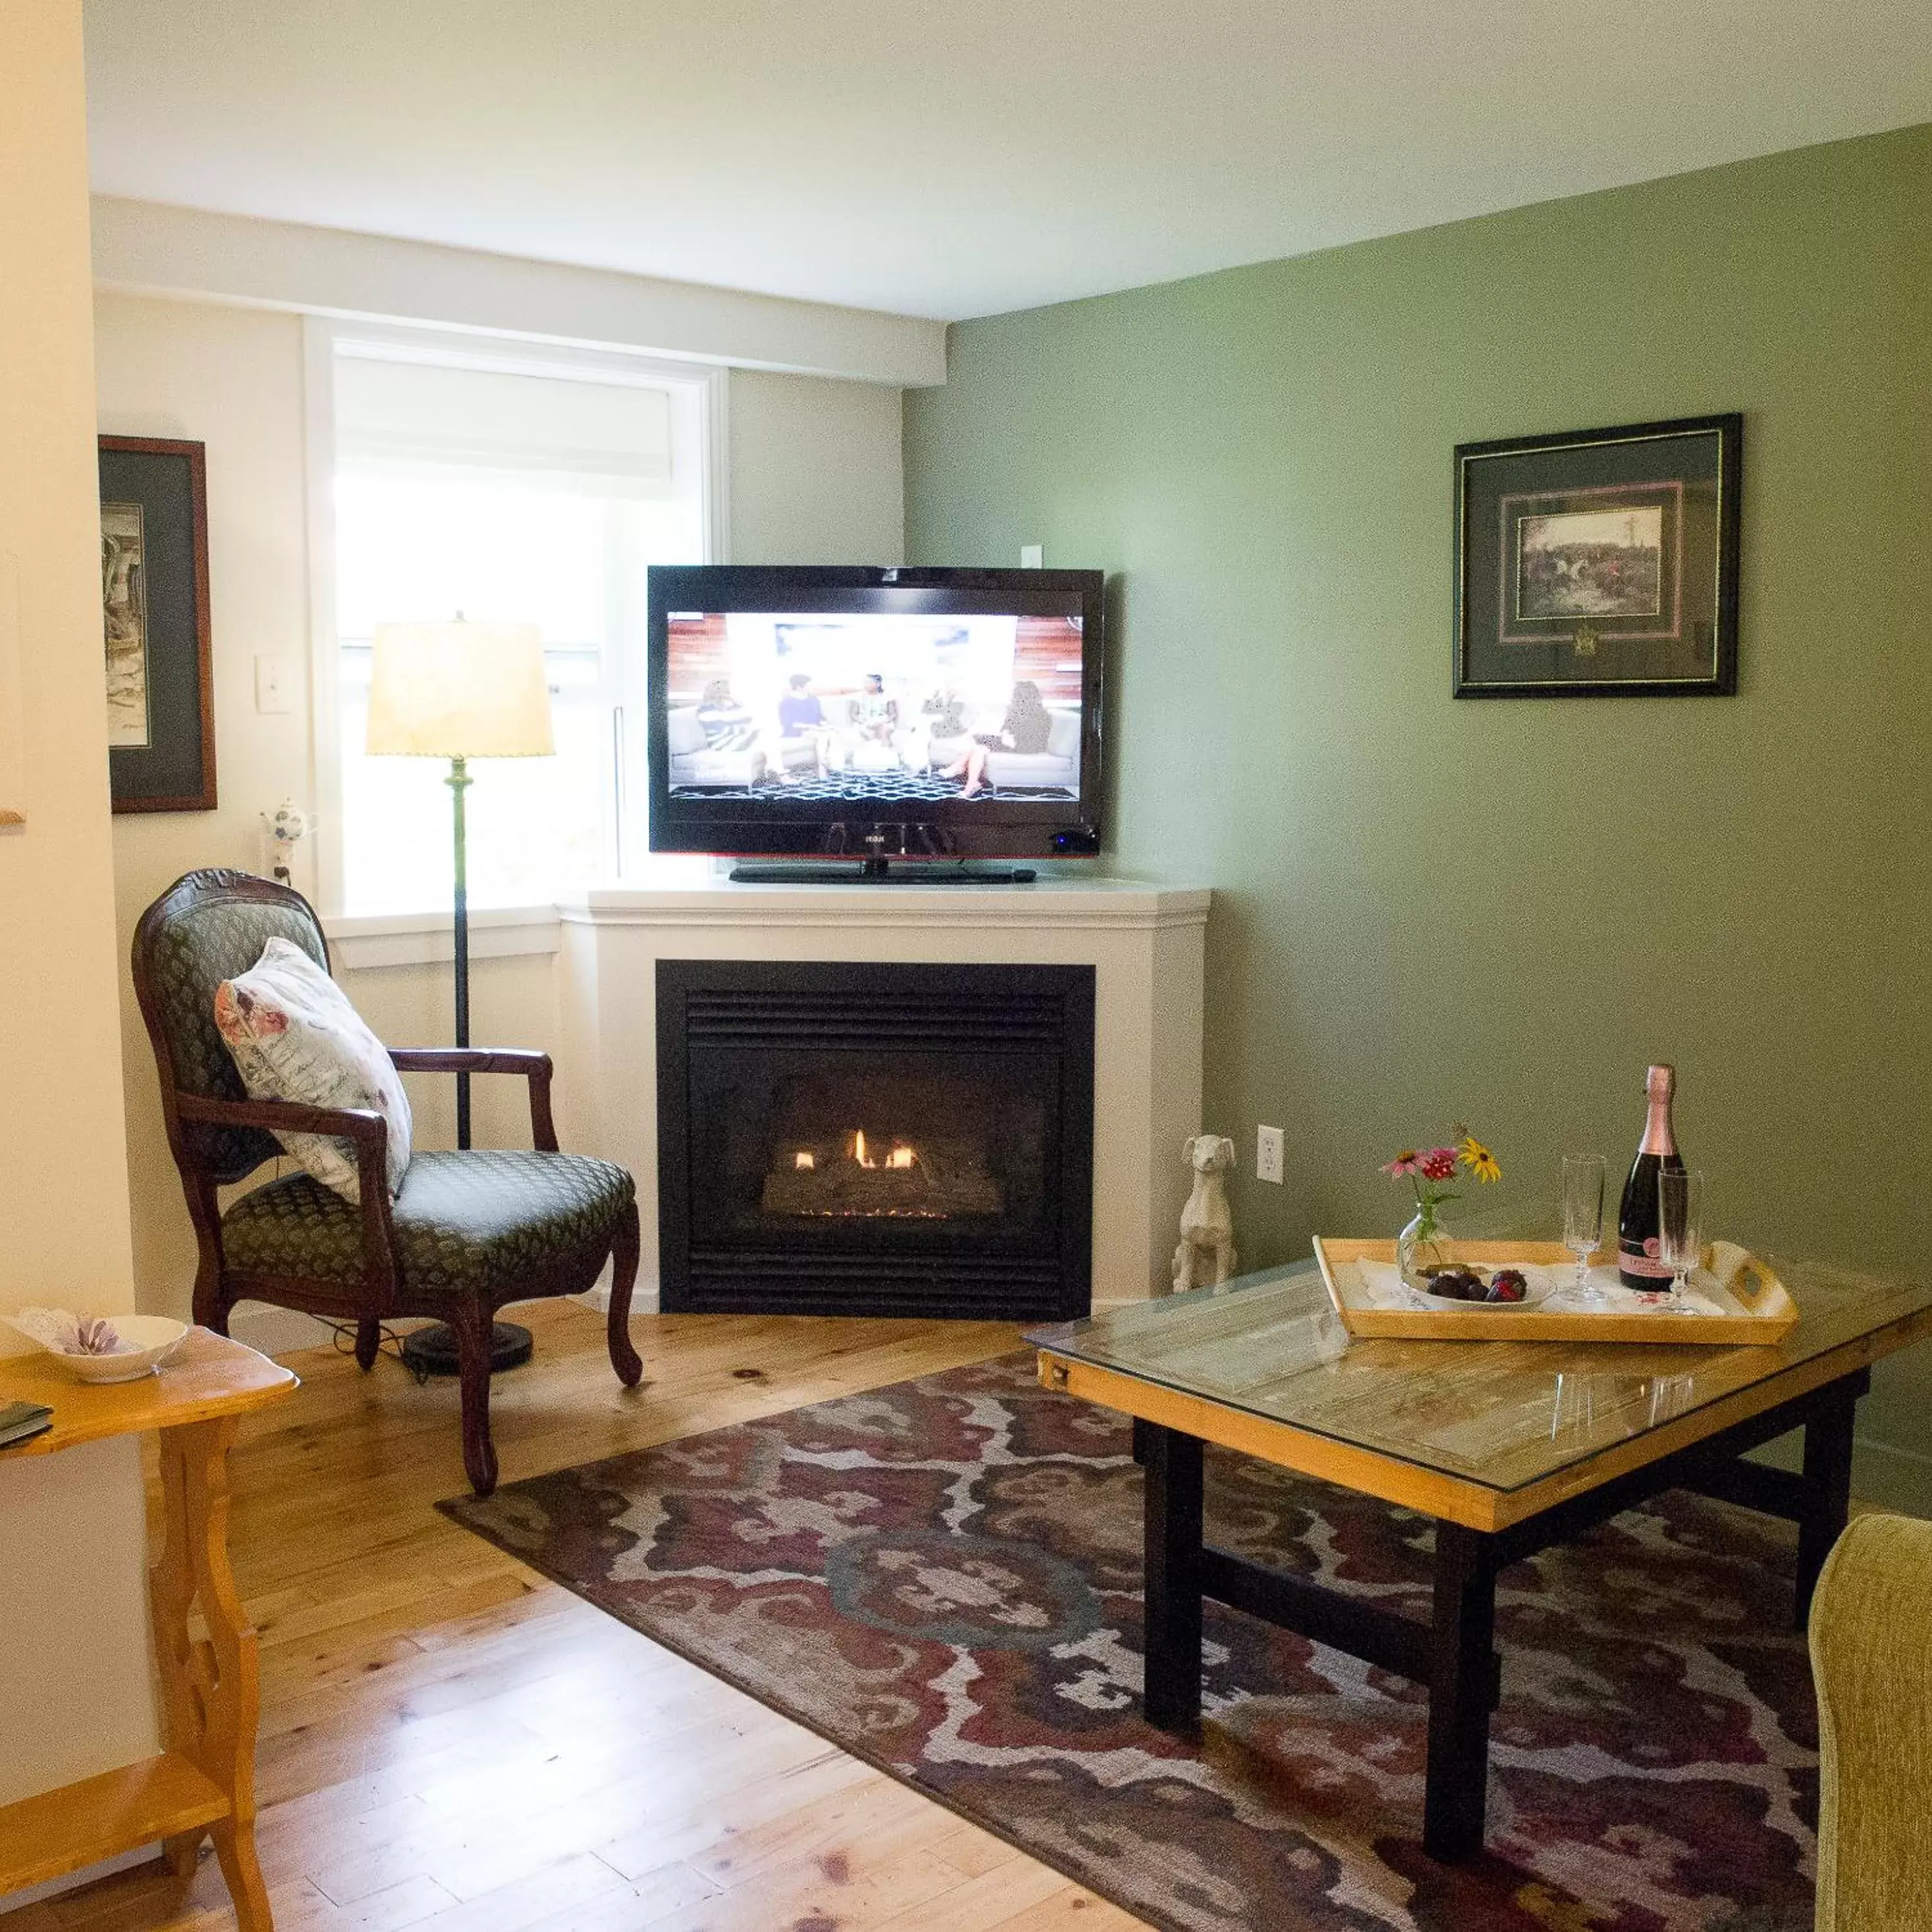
[1397,1203,1453,1293]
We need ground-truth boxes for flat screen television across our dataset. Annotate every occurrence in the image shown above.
[646,565,1104,875]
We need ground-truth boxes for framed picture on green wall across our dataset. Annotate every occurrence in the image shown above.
[1454,413,1741,698]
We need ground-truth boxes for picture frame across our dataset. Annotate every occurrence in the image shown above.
[98,435,217,811]
[1453,413,1741,699]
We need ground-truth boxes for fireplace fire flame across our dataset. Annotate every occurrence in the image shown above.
[763,1125,1000,1220]
[794,1133,919,1173]
[848,1129,918,1170]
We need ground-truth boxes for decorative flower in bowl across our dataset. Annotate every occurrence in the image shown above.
[1381,1131,1502,1294]
[3,1308,189,1383]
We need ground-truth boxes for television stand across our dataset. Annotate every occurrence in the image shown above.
[728,859,1038,885]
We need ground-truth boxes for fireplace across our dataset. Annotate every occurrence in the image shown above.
[656,959,1094,1319]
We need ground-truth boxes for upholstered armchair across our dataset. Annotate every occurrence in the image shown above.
[1810,1512,1932,1929]
[132,868,642,1496]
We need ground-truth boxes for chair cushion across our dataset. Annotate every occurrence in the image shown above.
[220,1149,634,1296]
[214,938,413,1204]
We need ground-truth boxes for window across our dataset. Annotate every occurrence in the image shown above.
[326,336,715,913]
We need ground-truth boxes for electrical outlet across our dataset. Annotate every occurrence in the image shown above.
[1019,543,1044,569]
[1256,1125,1284,1184]
[255,655,295,714]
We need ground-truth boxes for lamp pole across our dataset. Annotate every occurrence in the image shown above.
[405,750,528,1377]
[448,753,472,1150]
[366,615,551,1381]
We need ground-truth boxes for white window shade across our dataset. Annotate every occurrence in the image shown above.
[327,335,712,916]
[334,354,675,497]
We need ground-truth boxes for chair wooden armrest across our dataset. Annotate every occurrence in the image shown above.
[174,1093,401,1296]
[176,1090,388,1145]
[385,1048,557,1151]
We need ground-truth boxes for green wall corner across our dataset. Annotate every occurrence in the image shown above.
[905,122,1932,1504]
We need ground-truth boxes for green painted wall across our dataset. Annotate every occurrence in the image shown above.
[904,124,1932,1504]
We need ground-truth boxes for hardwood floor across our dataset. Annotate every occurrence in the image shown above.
[4,1304,1146,1932]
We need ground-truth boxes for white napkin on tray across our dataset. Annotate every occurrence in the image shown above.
[1352,1258,1733,1317]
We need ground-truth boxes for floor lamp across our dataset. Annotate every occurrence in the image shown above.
[367,616,554,1377]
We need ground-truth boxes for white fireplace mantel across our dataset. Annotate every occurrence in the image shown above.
[555,875,1211,1311]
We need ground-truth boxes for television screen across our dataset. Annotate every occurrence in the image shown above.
[647,567,1103,859]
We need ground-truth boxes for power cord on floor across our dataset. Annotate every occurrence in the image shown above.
[317,1319,430,1381]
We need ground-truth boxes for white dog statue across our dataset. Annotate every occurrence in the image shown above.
[1173,1134,1238,1292]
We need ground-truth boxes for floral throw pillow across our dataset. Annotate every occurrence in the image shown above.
[212,938,413,1204]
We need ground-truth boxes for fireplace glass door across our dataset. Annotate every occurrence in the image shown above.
[657,960,1094,1319]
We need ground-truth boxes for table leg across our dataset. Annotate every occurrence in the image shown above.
[1141,1423,1204,1739]
[151,1416,273,1931]
[1423,1521,1498,1862]
[1796,1377,1860,1630]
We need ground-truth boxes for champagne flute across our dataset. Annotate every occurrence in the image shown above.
[1562,1155,1606,1307]
[1658,1169,1705,1307]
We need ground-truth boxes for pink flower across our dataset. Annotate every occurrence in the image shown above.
[1419,1147,1459,1182]
[1381,1150,1424,1177]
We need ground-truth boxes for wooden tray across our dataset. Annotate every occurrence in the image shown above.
[1312,1237,1799,1345]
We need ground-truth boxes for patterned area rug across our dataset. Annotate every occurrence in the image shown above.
[440,1353,1818,1932]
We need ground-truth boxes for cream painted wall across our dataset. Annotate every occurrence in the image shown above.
[0,0,157,1815]
[96,297,321,1315]
[94,292,905,1326]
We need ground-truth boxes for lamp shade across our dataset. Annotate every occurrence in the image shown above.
[365,619,554,759]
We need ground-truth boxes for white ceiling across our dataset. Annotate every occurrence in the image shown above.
[83,1,1932,323]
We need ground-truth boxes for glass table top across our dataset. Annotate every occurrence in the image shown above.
[1027,1248,1932,1494]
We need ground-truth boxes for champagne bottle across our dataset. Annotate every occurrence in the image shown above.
[1617,1063,1686,1289]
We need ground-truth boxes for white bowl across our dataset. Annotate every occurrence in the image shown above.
[1414,1269,1555,1311]
[41,1316,190,1383]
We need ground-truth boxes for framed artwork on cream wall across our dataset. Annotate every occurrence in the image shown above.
[1453,413,1741,698]
[98,434,218,811]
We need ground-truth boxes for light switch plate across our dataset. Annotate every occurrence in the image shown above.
[1019,543,1044,569]
[1257,1125,1285,1184]
[255,655,294,714]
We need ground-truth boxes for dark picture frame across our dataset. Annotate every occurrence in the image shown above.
[99,435,217,811]
[1453,413,1741,699]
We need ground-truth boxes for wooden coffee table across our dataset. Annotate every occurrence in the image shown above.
[1029,1252,1932,1861]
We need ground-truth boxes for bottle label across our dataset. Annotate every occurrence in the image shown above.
[1619,1237,1671,1280]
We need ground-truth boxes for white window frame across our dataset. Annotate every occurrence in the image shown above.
[303,316,729,919]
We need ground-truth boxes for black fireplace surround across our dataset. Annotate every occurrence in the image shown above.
[656,959,1095,1320]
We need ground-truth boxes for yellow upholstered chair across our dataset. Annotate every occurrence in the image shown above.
[1810,1512,1932,1929]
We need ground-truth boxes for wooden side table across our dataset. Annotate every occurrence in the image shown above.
[0,1329,296,1927]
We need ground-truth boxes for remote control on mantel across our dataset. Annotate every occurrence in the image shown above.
[1617,1063,1687,1288]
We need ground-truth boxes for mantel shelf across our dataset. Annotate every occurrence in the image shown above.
[563,875,1211,932]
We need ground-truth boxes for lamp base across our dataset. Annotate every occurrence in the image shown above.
[401,1321,534,1379]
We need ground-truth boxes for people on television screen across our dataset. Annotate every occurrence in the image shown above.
[852,673,898,744]
[921,685,967,738]
[775,673,834,777]
[940,679,1052,798]
[696,678,757,751]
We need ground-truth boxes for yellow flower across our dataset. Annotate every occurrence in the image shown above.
[1460,1134,1501,1184]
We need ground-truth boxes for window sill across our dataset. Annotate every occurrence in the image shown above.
[325,905,562,971]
